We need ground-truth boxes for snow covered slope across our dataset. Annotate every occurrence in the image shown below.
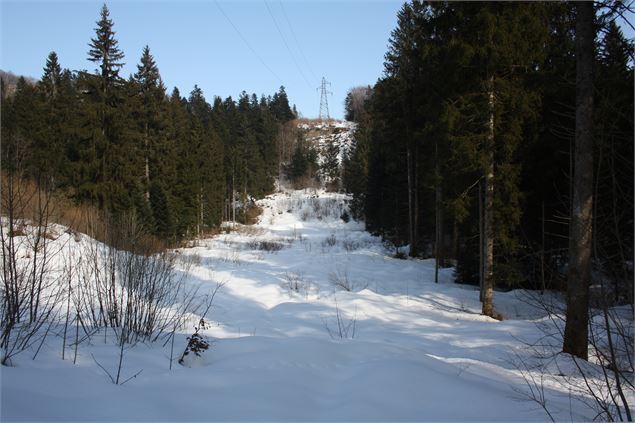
[299,119,356,168]
[1,188,601,421]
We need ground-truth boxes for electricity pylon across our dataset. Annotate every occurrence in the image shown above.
[317,77,332,120]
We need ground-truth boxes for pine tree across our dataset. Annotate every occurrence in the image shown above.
[1,78,35,176]
[185,85,225,232]
[441,2,547,314]
[83,3,126,210]
[342,101,371,219]
[516,2,576,293]
[270,86,295,122]
[150,182,174,238]
[360,1,548,310]
[593,21,634,303]
[0,3,295,246]
[167,87,199,237]
[133,45,165,202]
[321,137,340,186]
[363,76,409,246]
[38,54,77,186]
[563,1,595,361]
[88,3,125,97]
[40,52,62,102]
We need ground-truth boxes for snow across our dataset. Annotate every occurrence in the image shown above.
[0,187,617,421]
[300,119,357,176]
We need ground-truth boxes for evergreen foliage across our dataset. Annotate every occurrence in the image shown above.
[0,3,293,243]
[343,1,633,304]
[288,134,319,185]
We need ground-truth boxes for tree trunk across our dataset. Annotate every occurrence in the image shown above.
[413,143,419,257]
[197,188,202,237]
[563,1,594,361]
[482,75,495,317]
[452,216,459,263]
[232,170,236,227]
[479,180,484,302]
[434,182,443,283]
[144,122,150,201]
[406,143,417,257]
[541,201,546,294]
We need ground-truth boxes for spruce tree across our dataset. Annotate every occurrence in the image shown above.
[38,54,77,186]
[88,3,125,97]
[593,22,634,303]
[563,0,595,361]
[440,2,547,314]
[40,52,62,102]
[84,3,126,209]
[270,86,295,122]
[133,45,165,203]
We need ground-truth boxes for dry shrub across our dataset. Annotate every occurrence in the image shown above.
[247,240,285,252]
[0,173,173,255]
[325,180,340,193]
[55,202,107,242]
[292,175,321,191]
[244,205,263,225]
[294,117,333,126]
[341,238,360,252]
[233,224,265,237]
[322,233,337,248]
[8,227,26,238]
[1,173,107,242]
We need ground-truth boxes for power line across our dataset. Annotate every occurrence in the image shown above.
[278,0,319,84]
[214,0,284,85]
[264,0,313,90]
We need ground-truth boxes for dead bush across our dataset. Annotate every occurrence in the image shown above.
[328,268,368,292]
[341,238,360,252]
[247,240,286,252]
[240,205,263,225]
[322,233,337,248]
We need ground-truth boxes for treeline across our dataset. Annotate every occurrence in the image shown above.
[343,2,633,306]
[1,4,295,241]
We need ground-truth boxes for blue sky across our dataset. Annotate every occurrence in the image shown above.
[1,2,633,120]
[0,0,404,119]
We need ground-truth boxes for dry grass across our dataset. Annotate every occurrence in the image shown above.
[246,240,286,252]
[2,173,107,239]
[199,227,221,238]
[244,205,263,225]
[294,117,336,126]
[233,224,265,237]
[1,173,167,254]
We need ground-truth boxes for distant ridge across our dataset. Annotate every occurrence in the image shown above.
[0,69,38,97]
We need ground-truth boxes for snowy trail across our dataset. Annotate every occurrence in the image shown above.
[2,188,587,421]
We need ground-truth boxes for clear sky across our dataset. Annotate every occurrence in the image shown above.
[0,0,404,119]
[2,2,633,120]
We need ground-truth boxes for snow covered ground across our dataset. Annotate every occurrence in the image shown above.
[301,119,357,165]
[0,188,616,421]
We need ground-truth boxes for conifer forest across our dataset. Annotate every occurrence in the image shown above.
[1,2,633,422]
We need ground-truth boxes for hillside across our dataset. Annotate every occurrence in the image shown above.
[284,119,356,189]
[0,69,37,97]
[298,118,356,164]
[0,187,609,421]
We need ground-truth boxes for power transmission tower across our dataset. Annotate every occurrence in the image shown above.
[317,77,332,120]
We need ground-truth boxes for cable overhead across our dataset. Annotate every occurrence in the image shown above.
[264,0,313,90]
[214,0,284,85]
[279,0,319,84]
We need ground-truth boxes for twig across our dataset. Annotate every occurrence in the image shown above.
[91,353,115,384]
